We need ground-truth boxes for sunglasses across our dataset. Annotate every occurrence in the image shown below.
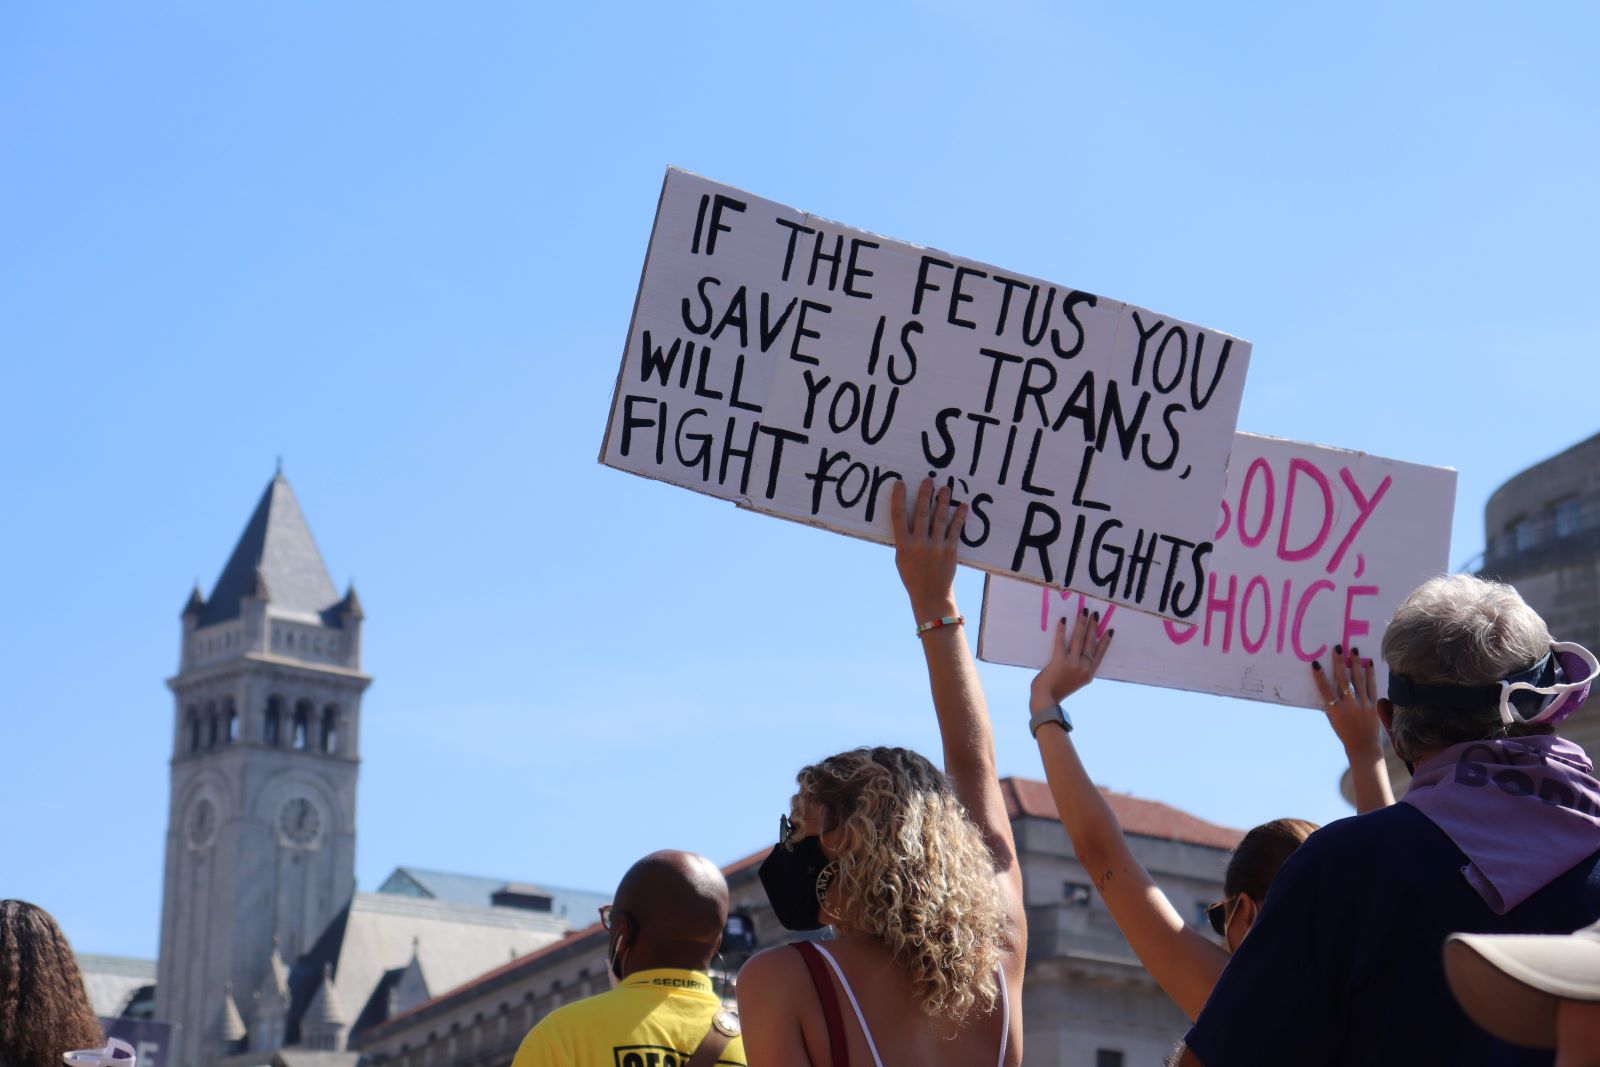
[598,904,626,930]
[1205,897,1236,937]
[779,814,796,848]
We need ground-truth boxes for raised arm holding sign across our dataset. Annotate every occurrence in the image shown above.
[737,479,1024,1066]
[1024,609,1338,1022]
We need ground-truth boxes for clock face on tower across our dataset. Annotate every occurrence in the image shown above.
[186,797,217,848]
[278,796,322,847]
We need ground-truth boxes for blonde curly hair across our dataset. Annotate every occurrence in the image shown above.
[793,746,1007,1021]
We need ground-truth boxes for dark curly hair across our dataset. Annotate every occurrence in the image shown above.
[0,900,104,1067]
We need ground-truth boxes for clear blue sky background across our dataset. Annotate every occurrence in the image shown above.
[2,3,1594,960]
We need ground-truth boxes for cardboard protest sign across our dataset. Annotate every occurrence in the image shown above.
[978,433,1456,707]
[601,169,1253,621]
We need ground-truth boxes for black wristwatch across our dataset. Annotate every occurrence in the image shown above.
[1029,701,1073,738]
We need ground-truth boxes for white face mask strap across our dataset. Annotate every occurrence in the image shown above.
[1497,642,1600,726]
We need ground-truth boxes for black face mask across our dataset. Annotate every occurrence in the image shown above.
[759,830,832,931]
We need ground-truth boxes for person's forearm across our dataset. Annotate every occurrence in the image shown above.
[1033,721,1125,875]
[915,615,1014,868]
[1345,743,1395,814]
[921,628,997,780]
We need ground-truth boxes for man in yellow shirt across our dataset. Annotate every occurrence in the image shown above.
[512,850,746,1067]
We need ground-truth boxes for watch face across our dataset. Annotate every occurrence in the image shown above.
[187,798,217,847]
[279,797,321,846]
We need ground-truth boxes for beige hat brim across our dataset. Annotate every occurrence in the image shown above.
[1444,929,1600,1050]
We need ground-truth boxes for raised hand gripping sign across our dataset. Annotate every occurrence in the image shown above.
[601,169,1253,621]
[978,433,1457,706]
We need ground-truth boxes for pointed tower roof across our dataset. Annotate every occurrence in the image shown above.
[218,984,248,1041]
[338,581,364,620]
[198,472,340,627]
[304,963,348,1030]
[255,937,290,1011]
[181,582,206,619]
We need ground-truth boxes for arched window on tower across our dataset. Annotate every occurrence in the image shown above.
[293,700,312,751]
[265,696,284,746]
[321,705,340,754]
[205,700,218,748]
[187,706,201,754]
[223,697,238,744]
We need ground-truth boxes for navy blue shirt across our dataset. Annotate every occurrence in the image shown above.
[1184,803,1600,1066]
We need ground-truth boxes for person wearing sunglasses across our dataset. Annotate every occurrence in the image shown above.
[1027,608,1320,1021]
[737,479,1025,1067]
[1170,575,1600,1067]
[511,850,744,1067]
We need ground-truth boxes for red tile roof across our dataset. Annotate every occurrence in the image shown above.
[358,777,1239,1043]
[1001,777,1244,851]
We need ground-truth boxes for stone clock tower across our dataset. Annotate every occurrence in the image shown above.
[155,472,370,1066]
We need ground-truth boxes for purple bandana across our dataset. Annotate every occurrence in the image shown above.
[1404,735,1600,914]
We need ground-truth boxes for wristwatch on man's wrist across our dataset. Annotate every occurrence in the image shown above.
[1029,701,1073,738]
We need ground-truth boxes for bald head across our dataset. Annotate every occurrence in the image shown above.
[612,850,728,972]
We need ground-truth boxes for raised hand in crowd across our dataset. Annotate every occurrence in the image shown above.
[888,477,1027,968]
[1312,643,1395,813]
[1028,610,1315,1022]
[737,478,1024,1066]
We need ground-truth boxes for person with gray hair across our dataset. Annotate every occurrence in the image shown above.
[1170,574,1600,1067]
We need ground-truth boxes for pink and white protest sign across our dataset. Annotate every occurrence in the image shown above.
[977,433,1456,707]
[601,169,1253,622]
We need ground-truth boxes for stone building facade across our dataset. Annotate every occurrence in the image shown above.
[351,779,1241,1067]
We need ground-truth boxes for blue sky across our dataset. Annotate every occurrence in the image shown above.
[2,2,1594,960]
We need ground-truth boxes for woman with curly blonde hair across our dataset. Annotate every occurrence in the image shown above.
[0,900,104,1067]
[738,479,1025,1067]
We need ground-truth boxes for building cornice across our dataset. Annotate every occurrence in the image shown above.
[168,654,373,693]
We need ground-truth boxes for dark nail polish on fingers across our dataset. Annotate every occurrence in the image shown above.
[1334,645,1343,655]
[1313,661,1322,671]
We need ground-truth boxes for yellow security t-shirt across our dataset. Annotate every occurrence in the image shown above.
[511,968,746,1067]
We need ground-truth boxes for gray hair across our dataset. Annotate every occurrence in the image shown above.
[1381,575,1552,761]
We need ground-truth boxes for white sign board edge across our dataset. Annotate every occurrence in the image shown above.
[600,167,1255,623]
[977,432,1458,709]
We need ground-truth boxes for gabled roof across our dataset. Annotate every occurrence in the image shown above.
[74,953,157,1018]
[377,867,609,923]
[1001,777,1244,851]
[198,473,340,627]
[288,891,569,1043]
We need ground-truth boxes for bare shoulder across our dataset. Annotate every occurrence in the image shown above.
[737,944,819,1066]
[737,942,808,993]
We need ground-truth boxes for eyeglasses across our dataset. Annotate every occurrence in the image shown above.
[1204,897,1235,937]
[599,904,621,930]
